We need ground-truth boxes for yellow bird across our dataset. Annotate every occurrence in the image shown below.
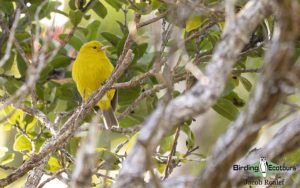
[72,40,118,128]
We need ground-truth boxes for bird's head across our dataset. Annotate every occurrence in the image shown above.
[79,40,109,55]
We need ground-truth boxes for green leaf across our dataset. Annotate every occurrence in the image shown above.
[222,76,239,96]
[18,114,37,132]
[200,37,213,52]
[13,135,32,152]
[245,57,263,69]
[116,35,127,56]
[59,34,83,51]
[92,0,107,18]
[16,53,28,77]
[104,0,124,11]
[35,136,46,151]
[54,9,69,17]
[213,98,239,121]
[159,135,174,154]
[286,148,300,165]
[101,32,121,47]
[47,157,61,172]
[15,32,31,42]
[96,148,120,170]
[87,20,101,40]
[129,2,152,15]
[0,0,14,14]
[0,147,8,158]
[2,51,15,72]
[3,105,23,125]
[239,76,252,92]
[28,1,61,19]
[151,0,162,9]
[68,137,81,156]
[224,91,245,107]
[155,160,166,174]
[119,115,141,128]
[69,10,83,25]
[125,133,138,153]
[3,79,22,95]
[0,153,15,165]
[185,15,203,32]
[69,0,77,10]
[56,83,77,101]
[118,87,141,106]
[182,123,195,150]
[133,43,148,61]
[50,56,71,68]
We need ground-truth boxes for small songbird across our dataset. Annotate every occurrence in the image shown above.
[72,40,118,129]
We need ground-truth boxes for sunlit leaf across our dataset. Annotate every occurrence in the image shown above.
[3,105,23,125]
[0,153,15,165]
[125,132,138,153]
[46,157,61,172]
[0,147,8,158]
[186,15,203,32]
[19,115,37,131]
[151,0,162,9]
[13,135,32,152]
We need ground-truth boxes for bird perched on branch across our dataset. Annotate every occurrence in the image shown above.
[72,41,118,129]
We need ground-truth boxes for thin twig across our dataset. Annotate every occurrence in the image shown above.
[37,169,66,188]
[163,127,180,180]
[15,105,58,135]
[137,11,169,28]
[0,165,17,171]
[0,9,21,67]
[117,84,165,120]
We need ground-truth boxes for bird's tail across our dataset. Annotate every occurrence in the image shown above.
[103,108,118,129]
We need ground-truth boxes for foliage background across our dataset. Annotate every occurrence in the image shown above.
[0,0,299,187]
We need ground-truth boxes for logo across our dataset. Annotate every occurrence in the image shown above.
[233,157,297,186]
[233,157,296,177]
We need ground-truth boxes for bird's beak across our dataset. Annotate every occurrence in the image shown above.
[101,45,109,50]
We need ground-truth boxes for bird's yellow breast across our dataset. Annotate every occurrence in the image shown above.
[72,52,115,109]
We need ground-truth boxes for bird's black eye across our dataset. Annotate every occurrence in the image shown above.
[92,46,97,49]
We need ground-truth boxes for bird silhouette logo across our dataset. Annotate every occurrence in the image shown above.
[259,157,268,177]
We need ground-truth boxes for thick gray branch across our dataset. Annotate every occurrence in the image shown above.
[70,121,99,188]
[196,1,300,187]
[112,0,272,187]
[228,114,300,186]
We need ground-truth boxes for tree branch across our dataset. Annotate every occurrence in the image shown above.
[0,49,134,187]
[112,0,272,187]
[196,1,300,187]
